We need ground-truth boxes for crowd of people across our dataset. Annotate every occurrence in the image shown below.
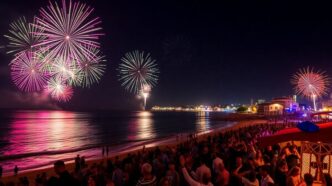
[0,122,330,186]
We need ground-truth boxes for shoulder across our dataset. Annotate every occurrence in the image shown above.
[267,175,274,183]
[137,176,157,185]
[242,177,250,184]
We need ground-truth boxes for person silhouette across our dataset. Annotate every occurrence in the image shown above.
[14,165,18,176]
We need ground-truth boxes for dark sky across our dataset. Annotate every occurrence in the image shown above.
[1,0,332,110]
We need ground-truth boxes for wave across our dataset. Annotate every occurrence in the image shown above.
[0,136,171,161]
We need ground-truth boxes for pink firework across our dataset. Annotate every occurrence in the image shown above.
[46,77,74,102]
[292,67,329,98]
[10,51,50,92]
[33,0,103,61]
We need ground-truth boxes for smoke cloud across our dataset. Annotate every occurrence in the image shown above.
[0,89,60,109]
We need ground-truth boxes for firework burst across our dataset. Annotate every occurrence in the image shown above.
[76,46,106,87]
[46,77,73,102]
[4,17,45,56]
[49,55,82,86]
[33,0,103,61]
[292,67,329,98]
[10,51,50,92]
[118,50,159,94]
[4,0,106,103]
[292,67,329,110]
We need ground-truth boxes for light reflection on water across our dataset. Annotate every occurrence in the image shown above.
[4,110,98,156]
[127,111,156,140]
[0,110,232,173]
[196,111,211,131]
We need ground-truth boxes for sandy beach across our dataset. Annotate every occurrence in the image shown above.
[0,119,268,184]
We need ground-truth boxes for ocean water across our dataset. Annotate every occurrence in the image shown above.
[0,110,234,174]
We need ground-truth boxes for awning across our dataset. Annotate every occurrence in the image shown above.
[258,122,332,147]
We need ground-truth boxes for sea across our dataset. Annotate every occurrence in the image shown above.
[0,110,235,174]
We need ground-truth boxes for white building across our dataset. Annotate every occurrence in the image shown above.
[258,96,299,116]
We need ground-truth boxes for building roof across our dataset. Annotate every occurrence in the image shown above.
[272,97,293,101]
[258,102,271,106]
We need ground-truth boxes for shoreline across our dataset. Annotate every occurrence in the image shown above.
[0,119,267,183]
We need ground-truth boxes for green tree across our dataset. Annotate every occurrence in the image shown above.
[237,106,248,113]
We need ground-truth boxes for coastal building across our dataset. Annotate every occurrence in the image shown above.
[257,99,266,104]
[151,105,238,112]
[321,94,332,111]
[257,96,299,116]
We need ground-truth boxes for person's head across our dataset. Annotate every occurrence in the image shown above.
[141,163,153,177]
[289,167,300,177]
[248,171,257,182]
[53,160,66,175]
[203,146,209,154]
[88,176,95,185]
[168,162,176,171]
[199,157,207,165]
[159,177,171,186]
[235,156,242,167]
[256,150,263,158]
[260,165,270,177]
[211,152,217,159]
[114,160,122,169]
[278,160,288,172]
[304,173,314,185]
[106,180,115,186]
[247,158,255,167]
[42,172,47,177]
[289,145,294,152]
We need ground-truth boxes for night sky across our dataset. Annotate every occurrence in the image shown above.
[1,0,332,110]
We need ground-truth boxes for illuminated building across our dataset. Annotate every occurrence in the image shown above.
[257,96,299,115]
[151,105,238,112]
[321,94,332,111]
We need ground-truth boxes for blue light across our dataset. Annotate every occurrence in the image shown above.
[297,121,319,133]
